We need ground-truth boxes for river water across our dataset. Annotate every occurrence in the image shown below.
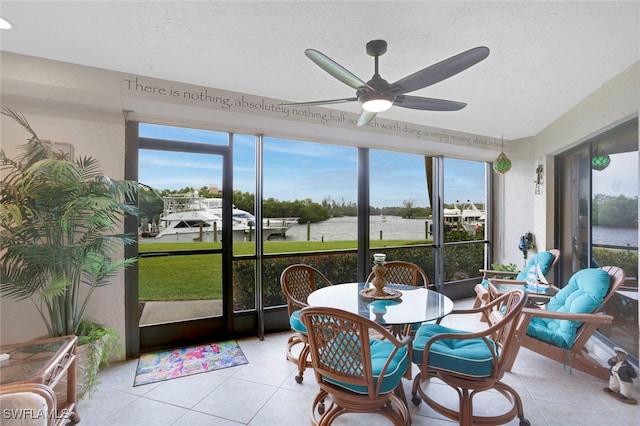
[282,216,638,247]
[284,215,430,242]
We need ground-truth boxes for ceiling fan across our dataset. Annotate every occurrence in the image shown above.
[282,40,490,127]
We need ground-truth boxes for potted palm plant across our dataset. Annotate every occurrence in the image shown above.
[0,107,138,398]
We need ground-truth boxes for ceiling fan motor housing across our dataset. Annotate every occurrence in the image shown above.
[366,40,388,57]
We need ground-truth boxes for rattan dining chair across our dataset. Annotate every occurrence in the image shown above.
[280,264,333,384]
[411,289,529,426]
[300,306,412,426]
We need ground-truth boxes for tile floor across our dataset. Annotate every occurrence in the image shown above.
[75,298,638,425]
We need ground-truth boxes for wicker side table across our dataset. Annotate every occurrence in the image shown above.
[1,335,79,425]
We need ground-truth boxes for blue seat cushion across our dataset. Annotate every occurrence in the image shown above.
[480,251,555,290]
[323,338,409,395]
[515,251,554,281]
[526,268,610,349]
[412,324,497,377]
[290,310,306,333]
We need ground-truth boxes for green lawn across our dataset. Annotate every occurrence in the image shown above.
[138,239,427,301]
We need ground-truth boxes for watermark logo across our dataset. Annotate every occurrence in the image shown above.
[2,408,71,420]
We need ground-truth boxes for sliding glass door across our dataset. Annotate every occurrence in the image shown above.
[557,118,638,360]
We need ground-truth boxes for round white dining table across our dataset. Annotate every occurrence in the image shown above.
[307,282,454,327]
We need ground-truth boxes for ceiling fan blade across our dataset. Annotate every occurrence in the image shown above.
[357,110,377,127]
[306,49,373,91]
[280,97,358,107]
[394,95,466,111]
[390,46,490,95]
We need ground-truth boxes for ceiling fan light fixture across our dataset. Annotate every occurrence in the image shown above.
[361,93,394,112]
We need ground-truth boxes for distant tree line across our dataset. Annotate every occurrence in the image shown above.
[592,194,638,227]
[137,184,494,227]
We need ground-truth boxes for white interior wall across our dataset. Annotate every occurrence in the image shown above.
[533,61,640,252]
[496,62,640,266]
[493,138,537,268]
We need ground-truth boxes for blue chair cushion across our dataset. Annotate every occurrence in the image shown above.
[323,338,409,395]
[290,310,306,333]
[526,268,611,349]
[481,251,555,290]
[515,251,555,281]
[412,324,497,377]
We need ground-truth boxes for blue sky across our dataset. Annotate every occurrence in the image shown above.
[592,152,638,199]
[139,124,488,207]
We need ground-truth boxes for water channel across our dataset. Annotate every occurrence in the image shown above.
[282,216,638,248]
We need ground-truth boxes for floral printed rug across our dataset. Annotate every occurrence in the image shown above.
[133,340,248,386]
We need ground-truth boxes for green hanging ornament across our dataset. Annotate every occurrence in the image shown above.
[493,137,511,174]
[591,150,611,171]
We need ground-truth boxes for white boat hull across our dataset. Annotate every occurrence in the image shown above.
[142,227,284,243]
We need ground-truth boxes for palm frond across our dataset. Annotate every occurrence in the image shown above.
[1,109,139,337]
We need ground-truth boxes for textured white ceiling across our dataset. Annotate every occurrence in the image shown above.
[1,1,638,140]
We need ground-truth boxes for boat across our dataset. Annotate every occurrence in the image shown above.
[448,201,485,233]
[425,201,485,239]
[140,194,295,242]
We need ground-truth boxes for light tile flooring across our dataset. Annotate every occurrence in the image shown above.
[76,299,638,425]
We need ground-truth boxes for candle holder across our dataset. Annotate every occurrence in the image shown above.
[359,253,402,300]
[371,261,388,297]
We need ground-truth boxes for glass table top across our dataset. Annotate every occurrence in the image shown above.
[0,336,75,384]
[307,282,454,326]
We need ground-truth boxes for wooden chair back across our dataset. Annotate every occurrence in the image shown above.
[280,264,332,316]
[366,261,429,288]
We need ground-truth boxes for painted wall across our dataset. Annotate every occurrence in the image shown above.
[1,53,638,353]
[497,62,639,266]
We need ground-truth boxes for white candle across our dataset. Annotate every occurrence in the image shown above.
[373,253,386,263]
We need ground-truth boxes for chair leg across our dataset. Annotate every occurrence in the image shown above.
[393,381,408,408]
[411,372,529,426]
[385,392,411,426]
[410,371,422,405]
[286,332,311,383]
[295,343,310,383]
[460,388,473,426]
[311,389,329,425]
